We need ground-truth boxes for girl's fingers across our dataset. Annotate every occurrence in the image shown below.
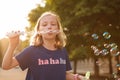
[6,30,21,38]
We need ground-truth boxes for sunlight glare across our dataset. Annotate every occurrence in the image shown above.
[0,0,46,39]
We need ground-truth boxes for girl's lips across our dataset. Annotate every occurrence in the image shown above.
[38,30,60,34]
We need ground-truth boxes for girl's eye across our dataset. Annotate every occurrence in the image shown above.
[42,23,47,27]
[51,23,56,26]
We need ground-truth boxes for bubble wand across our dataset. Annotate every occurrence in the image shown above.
[82,71,90,80]
[6,30,60,38]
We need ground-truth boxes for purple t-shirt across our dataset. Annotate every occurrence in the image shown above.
[15,46,72,80]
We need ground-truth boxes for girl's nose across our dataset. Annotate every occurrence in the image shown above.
[47,25,52,29]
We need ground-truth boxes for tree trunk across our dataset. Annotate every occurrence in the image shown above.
[73,60,77,74]
[115,56,120,75]
[108,54,113,74]
[94,58,99,77]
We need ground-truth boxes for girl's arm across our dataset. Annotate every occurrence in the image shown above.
[2,33,19,70]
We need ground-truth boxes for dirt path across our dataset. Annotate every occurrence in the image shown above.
[0,67,27,80]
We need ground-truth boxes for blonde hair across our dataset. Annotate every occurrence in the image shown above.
[30,11,67,48]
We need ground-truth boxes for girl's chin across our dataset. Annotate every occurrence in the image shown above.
[43,36,56,40]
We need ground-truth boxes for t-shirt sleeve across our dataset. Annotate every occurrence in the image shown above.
[63,48,72,71]
[15,47,32,71]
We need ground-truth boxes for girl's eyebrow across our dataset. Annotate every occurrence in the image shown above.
[42,21,47,23]
[40,21,47,24]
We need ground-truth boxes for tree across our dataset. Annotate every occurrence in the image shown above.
[69,46,91,73]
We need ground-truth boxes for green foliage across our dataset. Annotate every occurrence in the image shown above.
[69,46,91,61]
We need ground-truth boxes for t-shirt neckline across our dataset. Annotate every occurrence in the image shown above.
[41,45,59,53]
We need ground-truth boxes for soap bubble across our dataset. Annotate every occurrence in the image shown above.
[110,47,118,56]
[116,64,120,71]
[114,51,120,56]
[94,49,100,56]
[91,45,101,56]
[116,26,120,29]
[110,43,118,49]
[63,27,68,31]
[104,43,111,48]
[116,64,120,67]
[103,32,111,39]
[91,45,97,50]
[109,24,112,26]
[100,49,109,56]
[112,72,117,78]
[91,33,99,40]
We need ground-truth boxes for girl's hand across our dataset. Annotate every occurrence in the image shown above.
[6,31,21,48]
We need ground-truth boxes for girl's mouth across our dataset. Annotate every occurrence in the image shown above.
[38,30,60,34]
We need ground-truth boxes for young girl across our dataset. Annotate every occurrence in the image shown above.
[2,11,88,80]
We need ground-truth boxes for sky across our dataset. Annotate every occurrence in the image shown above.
[0,0,45,39]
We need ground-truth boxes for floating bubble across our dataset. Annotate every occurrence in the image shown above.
[110,43,118,49]
[104,43,111,48]
[91,33,99,40]
[63,27,68,31]
[91,45,97,50]
[115,51,120,56]
[116,64,120,67]
[100,49,109,56]
[116,26,120,29]
[83,32,90,36]
[108,24,112,26]
[116,64,120,71]
[112,72,117,78]
[110,47,118,55]
[91,45,101,56]
[103,32,111,39]
[94,49,100,56]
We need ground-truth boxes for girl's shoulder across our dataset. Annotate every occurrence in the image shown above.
[22,45,40,52]
[61,47,67,51]
[25,45,41,49]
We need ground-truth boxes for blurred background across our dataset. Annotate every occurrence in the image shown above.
[0,0,120,80]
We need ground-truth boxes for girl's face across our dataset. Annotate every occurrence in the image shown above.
[39,15,59,40]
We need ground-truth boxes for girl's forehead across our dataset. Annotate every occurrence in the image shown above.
[40,15,57,22]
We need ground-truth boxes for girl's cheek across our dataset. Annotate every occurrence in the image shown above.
[39,26,46,31]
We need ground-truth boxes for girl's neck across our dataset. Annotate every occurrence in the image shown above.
[42,39,57,50]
